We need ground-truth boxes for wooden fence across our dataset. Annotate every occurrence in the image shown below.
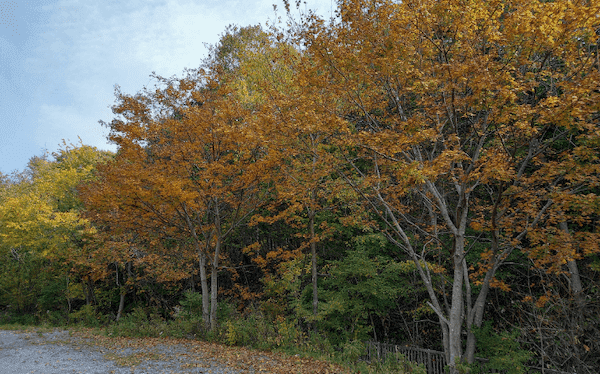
[363,341,575,374]
[364,341,446,373]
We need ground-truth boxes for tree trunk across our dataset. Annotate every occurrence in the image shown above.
[309,210,318,323]
[83,277,91,305]
[560,221,584,307]
[199,250,210,329]
[465,275,491,364]
[210,262,219,331]
[464,231,506,364]
[181,203,211,329]
[65,276,72,314]
[448,243,465,373]
[309,144,319,328]
[441,321,450,366]
[115,261,132,322]
[116,288,126,322]
[209,238,220,332]
[209,201,222,332]
[84,277,97,306]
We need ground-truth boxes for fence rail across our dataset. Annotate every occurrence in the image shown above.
[363,341,574,374]
[365,342,445,374]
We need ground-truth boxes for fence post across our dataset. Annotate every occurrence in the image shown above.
[427,350,432,374]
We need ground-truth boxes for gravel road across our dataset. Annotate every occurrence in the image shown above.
[0,329,242,374]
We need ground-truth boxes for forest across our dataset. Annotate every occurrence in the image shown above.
[1,0,599,373]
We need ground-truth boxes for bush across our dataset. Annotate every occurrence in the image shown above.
[223,309,278,349]
[0,312,38,326]
[469,322,531,374]
[38,278,68,313]
[178,290,204,319]
[106,306,159,337]
[45,310,68,326]
[105,303,208,339]
[339,340,365,364]
[69,304,104,327]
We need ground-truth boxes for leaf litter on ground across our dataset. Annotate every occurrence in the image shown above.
[62,328,351,374]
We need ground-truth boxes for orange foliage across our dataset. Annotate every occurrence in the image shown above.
[286,0,600,367]
[80,69,272,329]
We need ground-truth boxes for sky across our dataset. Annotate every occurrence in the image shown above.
[0,0,334,175]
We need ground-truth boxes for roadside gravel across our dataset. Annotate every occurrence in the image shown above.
[0,329,242,374]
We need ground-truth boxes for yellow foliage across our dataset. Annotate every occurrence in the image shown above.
[0,142,112,264]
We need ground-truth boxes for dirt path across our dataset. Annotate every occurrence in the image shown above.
[0,328,348,374]
[0,329,243,373]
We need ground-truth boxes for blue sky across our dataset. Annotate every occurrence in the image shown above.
[0,0,333,174]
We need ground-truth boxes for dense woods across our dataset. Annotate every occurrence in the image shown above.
[1,1,599,373]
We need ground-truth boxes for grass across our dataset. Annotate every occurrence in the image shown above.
[0,322,56,333]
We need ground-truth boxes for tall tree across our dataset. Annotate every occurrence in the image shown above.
[207,24,349,326]
[83,67,269,331]
[291,0,600,370]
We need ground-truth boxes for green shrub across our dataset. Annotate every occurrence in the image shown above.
[38,278,67,313]
[0,312,38,326]
[470,322,531,374]
[179,290,204,318]
[106,306,157,337]
[69,304,104,327]
[347,351,426,374]
[339,339,366,364]
[305,331,334,357]
[222,309,278,349]
[106,304,206,339]
[274,315,303,347]
[44,310,67,326]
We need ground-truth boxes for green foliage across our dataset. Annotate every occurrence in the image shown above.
[379,353,427,374]
[0,311,38,326]
[38,277,68,312]
[339,340,366,364]
[0,143,112,326]
[0,250,43,313]
[590,255,600,272]
[273,315,304,348]
[107,306,165,338]
[349,350,427,374]
[260,254,309,325]
[69,304,104,327]
[469,322,531,374]
[44,310,68,326]
[223,310,278,349]
[317,233,420,344]
[178,290,204,318]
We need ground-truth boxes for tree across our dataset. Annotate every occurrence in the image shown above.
[291,0,600,371]
[82,67,270,331]
[0,142,112,316]
[254,48,346,326]
[206,23,349,327]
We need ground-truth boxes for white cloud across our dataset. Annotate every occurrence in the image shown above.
[2,0,336,173]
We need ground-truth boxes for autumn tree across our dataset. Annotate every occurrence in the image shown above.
[82,62,271,331]
[290,0,600,371]
[246,41,343,326]
[0,142,112,316]
[203,24,341,327]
